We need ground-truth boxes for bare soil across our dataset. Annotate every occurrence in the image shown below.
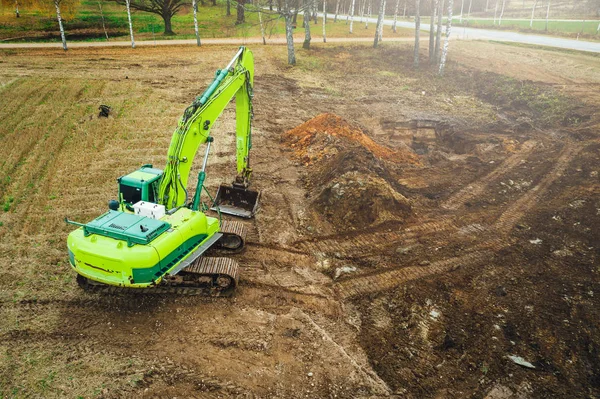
[0,42,599,398]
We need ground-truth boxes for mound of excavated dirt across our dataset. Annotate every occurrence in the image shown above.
[284,114,415,231]
[284,113,421,166]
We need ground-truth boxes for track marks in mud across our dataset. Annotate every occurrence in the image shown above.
[441,140,538,211]
[494,143,582,234]
[335,251,492,299]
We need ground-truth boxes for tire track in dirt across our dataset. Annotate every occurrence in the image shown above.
[441,140,538,211]
[493,142,582,234]
[335,251,492,299]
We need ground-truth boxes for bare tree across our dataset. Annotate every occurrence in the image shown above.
[303,0,312,48]
[498,0,505,25]
[258,4,267,42]
[545,0,550,31]
[109,0,186,35]
[373,0,384,46]
[283,0,296,64]
[392,0,400,31]
[334,0,340,21]
[439,0,453,75]
[349,0,356,32]
[434,0,444,62]
[323,0,327,41]
[414,0,421,67]
[125,0,135,47]
[530,0,537,27]
[467,0,471,18]
[193,0,200,45]
[459,0,463,22]
[403,0,406,16]
[378,0,386,39]
[53,0,67,50]
[428,0,437,62]
[98,0,109,40]
[366,0,371,27]
[15,0,20,17]
[493,0,498,23]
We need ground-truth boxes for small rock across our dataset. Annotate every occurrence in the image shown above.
[507,355,535,369]
[396,246,412,255]
[529,238,542,245]
[430,310,440,319]
[307,372,313,377]
[334,266,357,280]
[419,260,431,266]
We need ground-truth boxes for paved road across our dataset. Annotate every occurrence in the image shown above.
[0,14,598,53]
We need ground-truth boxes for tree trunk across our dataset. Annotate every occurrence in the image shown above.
[373,0,384,46]
[378,0,385,40]
[303,2,312,48]
[467,0,471,18]
[349,0,356,32]
[125,0,135,46]
[98,0,109,40]
[545,0,550,31]
[211,0,216,5]
[392,0,399,32]
[493,0,498,24]
[285,12,296,64]
[403,0,406,16]
[15,0,20,17]
[193,0,201,45]
[293,9,298,23]
[236,0,245,24]
[530,0,537,28]
[227,0,231,15]
[54,0,67,51]
[485,0,488,11]
[334,0,340,21]
[434,0,443,62]
[438,0,452,75]
[414,0,420,67]
[259,9,267,43]
[499,0,505,25]
[313,0,318,23]
[459,0,463,22]
[163,12,174,34]
[428,0,437,62]
[269,0,273,10]
[323,0,327,41]
[366,0,371,27]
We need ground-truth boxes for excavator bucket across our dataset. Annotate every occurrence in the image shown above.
[211,184,260,218]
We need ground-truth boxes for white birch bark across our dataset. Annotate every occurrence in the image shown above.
[467,0,472,18]
[499,0,505,25]
[414,0,420,67]
[284,0,296,64]
[378,0,385,40]
[392,0,399,32]
[530,0,537,28]
[545,0,550,31]
[438,0,452,75]
[125,0,135,48]
[258,9,267,43]
[334,0,340,21]
[54,0,67,51]
[373,0,384,46]
[349,0,356,32]
[402,0,406,17]
[98,0,109,40]
[193,0,201,46]
[366,0,371,28]
[15,0,19,17]
[323,0,327,41]
[434,0,443,62]
[493,0,498,24]
[459,0,463,22]
[303,3,312,49]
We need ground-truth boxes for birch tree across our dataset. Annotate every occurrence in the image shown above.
[373,0,384,46]
[428,0,437,62]
[15,0,20,17]
[284,0,296,64]
[392,0,399,32]
[459,0,463,22]
[545,0,550,31]
[439,0,452,75]
[414,0,421,68]
[98,0,109,40]
[530,0,537,28]
[493,0,498,24]
[365,0,371,27]
[193,0,201,46]
[378,0,385,40]
[498,0,505,25]
[334,0,340,21]
[303,0,312,48]
[467,0,471,18]
[53,0,67,50]
[258,7,267,43]
[403,0,406,16]
[349,0,356,32]
[434,0,443,62]
[323,0,327,42]
[125,0,135,47]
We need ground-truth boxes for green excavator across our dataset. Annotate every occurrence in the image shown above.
[66,47,259,295]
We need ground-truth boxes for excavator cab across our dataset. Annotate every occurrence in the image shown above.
[212,183,260,218]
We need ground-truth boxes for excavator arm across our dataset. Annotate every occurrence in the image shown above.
[158,47,255,212]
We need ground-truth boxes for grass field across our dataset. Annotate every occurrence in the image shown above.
[0,0,412,42]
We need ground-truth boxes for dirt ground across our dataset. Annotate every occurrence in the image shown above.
[0,41,599,398]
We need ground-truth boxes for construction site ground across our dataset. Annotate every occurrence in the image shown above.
[0,42,599,398]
